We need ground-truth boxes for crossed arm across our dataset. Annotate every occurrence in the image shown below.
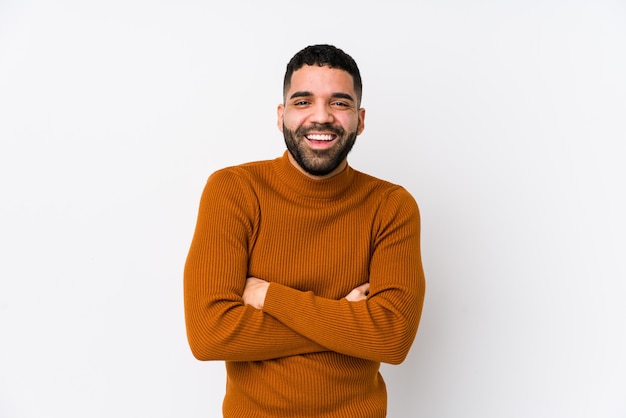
[243,278,370,309]
[184,170,424,364]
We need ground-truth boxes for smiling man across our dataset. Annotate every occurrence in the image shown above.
[184,44,426,418]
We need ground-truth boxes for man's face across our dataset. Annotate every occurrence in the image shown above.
[278,65,365,178]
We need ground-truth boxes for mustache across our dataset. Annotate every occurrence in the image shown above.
[295,123,345,136]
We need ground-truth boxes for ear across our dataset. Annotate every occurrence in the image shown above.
[277,104,285,132]
[357,107,366,135]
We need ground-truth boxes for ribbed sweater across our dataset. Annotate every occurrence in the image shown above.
[184,151,425,418]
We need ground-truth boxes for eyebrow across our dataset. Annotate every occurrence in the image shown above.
[289,91,355,102]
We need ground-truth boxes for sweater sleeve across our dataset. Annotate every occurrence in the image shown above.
[184,169,327,361]
[262,187,426,365]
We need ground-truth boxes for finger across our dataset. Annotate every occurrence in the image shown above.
[358,282,370,295]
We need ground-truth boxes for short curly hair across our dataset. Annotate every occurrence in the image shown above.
[283,44,362,107]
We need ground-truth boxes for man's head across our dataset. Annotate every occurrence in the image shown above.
[283,44,362,108]
[278,45,365,179]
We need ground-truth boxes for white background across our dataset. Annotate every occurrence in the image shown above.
[1,1,625,417]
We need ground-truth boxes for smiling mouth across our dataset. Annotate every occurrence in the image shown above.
[305,133,336,142]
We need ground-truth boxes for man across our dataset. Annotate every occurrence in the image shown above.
[184,44,425,417]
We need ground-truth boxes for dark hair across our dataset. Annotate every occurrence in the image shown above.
[283,44,362,106]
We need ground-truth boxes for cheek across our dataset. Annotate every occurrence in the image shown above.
[282,113,302,130]
[339,114,360,131]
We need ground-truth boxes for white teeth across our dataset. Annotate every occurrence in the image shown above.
[307,134,334,141]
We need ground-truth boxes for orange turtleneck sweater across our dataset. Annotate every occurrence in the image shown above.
[184,152,425,418]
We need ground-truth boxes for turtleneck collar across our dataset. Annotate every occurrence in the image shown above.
[273,151,355,200]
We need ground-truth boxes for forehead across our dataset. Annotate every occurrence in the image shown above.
[287,65,355,96]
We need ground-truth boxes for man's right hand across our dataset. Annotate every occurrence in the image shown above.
[344,282,370,302]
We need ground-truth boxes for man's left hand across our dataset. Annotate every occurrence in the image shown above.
[243,277,270,310]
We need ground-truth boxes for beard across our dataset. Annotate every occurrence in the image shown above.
[283,122,358,177]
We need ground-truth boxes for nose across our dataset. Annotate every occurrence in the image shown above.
[309,102,335,124]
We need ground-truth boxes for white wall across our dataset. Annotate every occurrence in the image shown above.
[1,1,625,417]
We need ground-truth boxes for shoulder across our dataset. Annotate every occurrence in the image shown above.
[350,170,421,232]
[199,159,278,215]
[197,161,275,219]
[352,169,418,207]
[209,158,274,180]
[205,158,275,189]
